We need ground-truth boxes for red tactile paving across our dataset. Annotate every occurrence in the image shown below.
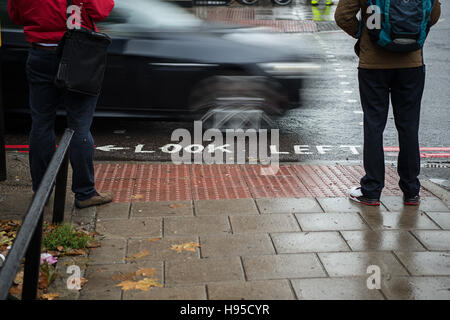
[93,163,433,202]
[193,7,318,33]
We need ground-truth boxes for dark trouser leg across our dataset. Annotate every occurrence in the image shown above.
[64,92,98,201]
[391,67,425,198]
[26,48,61,192]
[358,68,391,199]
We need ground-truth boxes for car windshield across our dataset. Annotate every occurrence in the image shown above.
[97,0,203,33]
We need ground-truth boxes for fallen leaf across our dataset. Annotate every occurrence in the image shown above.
[125,250,150,261]
[147,237,161,243]
[9,285,22,296]
[170,242,200,253]
[87,241,101,248]
[116,278,162,292]
[41,293,59,300]
[115,280,137,291]
[131,194,144,200]
[135,268,156,277]
[168,203,185,209]
[111,272,137,282]
[14,271,24,285]
[57,246,64,251]
[135,278,163,291]
[64,249,86,256]
[80,277,88,288]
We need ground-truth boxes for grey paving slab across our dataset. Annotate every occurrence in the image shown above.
[123,285,207,300]
[381,196,449,212]
[165,257,244,286]
[80,262,163,300]
[318,252,409,277]
[88,237,127,265]
[381,276,450,300]
[207,280,295,300]
[127,236,200,262]
[164,216,231,236]
[194,199,258,216]
[242,254,326,280]
[359,211,440,230]
[317,197,388,212]
[96,218,162,239]
[394,252,450,276]
[200,233,275,258]
[425,212,450,229]
[292,278,384,300]
[271,232,350,253]
[256,198,323,214]
[412,230,450,251]
[96,203,130,220]
[131,201,193,218]
[230,214,300,233]
[295,213,369,231]
[341,230,426,252]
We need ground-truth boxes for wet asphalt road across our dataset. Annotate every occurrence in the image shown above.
[4,2,450,185]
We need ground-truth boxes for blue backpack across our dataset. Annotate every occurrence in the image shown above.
[362,0,435,52]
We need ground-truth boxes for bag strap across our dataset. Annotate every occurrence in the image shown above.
[67,0,72,19]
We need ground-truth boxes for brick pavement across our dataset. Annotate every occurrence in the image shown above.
[84,163,449,300]
[1,159,449,300]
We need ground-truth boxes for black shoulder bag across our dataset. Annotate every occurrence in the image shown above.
[55,0,112,96]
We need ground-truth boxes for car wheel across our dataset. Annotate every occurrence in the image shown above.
[272,0,293,5]
[239,0,260,5]
[189,75,286,130]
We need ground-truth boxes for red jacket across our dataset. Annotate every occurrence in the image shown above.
[7,0,114,44]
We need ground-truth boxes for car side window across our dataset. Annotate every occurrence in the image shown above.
[0,2,19,29]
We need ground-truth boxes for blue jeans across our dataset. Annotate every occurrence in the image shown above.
[26,47,98,201]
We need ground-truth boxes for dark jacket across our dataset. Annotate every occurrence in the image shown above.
[8,0,114,44]
[335,0,441,69]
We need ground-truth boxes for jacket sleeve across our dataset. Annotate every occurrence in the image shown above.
[430,0,441,26]
[85,0,115,23]
[7,0,25,26]
[334,0,361,39]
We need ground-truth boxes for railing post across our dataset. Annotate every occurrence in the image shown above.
[21,214,43,300]
[0,41,7,182]
[52,147,70,224]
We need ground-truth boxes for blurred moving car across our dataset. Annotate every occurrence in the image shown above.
[1,0,319,126]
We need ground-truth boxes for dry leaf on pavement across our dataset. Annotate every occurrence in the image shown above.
[111,271,137,282]
[116,278,162,292]
[168,203,186,209]
[170,242,200,253]
[135,268,156,277]
[125,250,150,261]
[64,249,86,256]
[41,293,59,300]
[147,237,161,243]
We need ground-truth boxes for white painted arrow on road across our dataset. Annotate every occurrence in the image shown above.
[96,145,131,152]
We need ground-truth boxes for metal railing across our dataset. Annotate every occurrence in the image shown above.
[0,128,74,300]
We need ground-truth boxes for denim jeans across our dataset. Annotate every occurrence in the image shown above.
[358,66,425,199]
[26,47,98,201]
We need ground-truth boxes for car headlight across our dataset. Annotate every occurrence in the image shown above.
[258,62,321,76]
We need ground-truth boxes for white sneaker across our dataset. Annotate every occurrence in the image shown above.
[348,186,380,206]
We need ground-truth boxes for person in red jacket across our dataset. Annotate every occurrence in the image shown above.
[8,0,115,209]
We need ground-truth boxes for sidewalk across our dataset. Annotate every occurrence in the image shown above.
[1,154,449,299]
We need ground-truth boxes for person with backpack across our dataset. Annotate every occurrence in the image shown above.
[7,0,115,209]
[335,0,441,206]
